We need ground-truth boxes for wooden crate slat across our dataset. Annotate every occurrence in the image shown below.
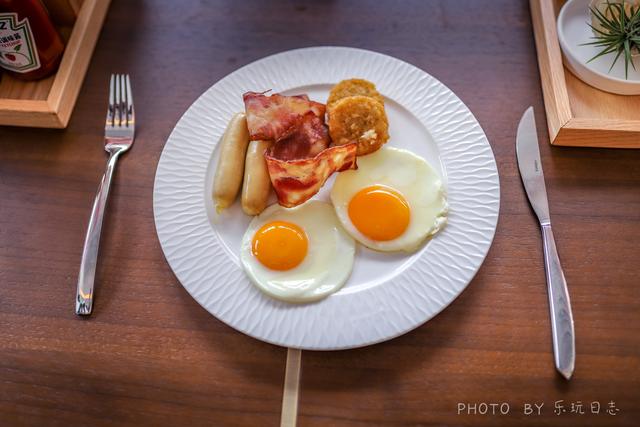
[0,100,62,128]
[530,0,573,142]
[48,0,111,127]
[0,75,54,101]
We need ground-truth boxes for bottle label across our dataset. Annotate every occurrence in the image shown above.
[0,13,41,73]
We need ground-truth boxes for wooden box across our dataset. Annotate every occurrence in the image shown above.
[530,0,640,148]
[0,0,110,128]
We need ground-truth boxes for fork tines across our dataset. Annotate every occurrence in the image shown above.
[106,74,134,130]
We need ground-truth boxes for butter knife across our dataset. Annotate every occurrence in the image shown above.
[516,106,575,380]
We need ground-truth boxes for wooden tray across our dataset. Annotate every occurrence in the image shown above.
[0,0,110,128]
[530,0,640,148]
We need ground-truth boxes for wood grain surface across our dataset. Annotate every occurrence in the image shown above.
[1,1,638,426]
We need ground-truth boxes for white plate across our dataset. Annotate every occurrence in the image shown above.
[153,47,500,350]
[558,0,640,95]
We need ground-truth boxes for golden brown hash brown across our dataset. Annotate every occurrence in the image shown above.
[328,95,389,156]
[327,78,385,108]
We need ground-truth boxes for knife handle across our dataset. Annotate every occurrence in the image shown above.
[541,223,575,379]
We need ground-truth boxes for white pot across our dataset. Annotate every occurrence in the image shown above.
[558,0,640,94]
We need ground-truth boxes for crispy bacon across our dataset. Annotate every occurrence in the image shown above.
[268,112,330,161]
[266,142,358,208]
[243,91,355,208]
[243,92,325,141]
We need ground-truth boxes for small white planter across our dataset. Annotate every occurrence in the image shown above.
[558,0,640,95]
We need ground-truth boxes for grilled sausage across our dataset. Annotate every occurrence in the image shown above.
[241,140,272,215]
[213,113,250,210]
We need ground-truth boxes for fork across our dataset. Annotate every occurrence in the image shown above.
[75,74,135,316]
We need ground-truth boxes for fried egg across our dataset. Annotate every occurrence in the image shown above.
[330,147,448,252]
[240,201,355,303]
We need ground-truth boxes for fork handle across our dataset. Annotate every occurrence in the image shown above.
[75,148,124,315]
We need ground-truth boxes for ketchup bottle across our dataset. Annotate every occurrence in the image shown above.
[0,0,64,80]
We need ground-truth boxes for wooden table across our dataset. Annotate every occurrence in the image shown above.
[1,1,638,425]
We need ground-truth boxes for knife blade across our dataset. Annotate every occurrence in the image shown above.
[516,107,575,380]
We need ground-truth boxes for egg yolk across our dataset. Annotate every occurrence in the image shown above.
[348,185,410,241]
[252,221,308,271]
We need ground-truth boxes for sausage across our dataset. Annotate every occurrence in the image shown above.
[242,140,272,215]
[213,113,250,211]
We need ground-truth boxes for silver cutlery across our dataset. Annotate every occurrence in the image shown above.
[516,107,575,379]
[76,74,135,316]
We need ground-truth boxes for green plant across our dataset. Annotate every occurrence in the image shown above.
[584,0,640,78]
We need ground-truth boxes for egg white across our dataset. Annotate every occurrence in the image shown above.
[240,201,356,303]
[330,147,448,252]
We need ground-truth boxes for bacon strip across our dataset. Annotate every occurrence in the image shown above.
[265,142,357,208]
[268,112,329,161]
[243,92,325,142]
[243,92,355,208]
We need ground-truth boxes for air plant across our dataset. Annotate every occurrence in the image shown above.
[583,0,640,78]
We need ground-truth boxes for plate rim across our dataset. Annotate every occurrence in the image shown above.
[153,46,500,350]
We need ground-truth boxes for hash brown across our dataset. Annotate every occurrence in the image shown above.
[328,95,389,156]
[327,79,385,109]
